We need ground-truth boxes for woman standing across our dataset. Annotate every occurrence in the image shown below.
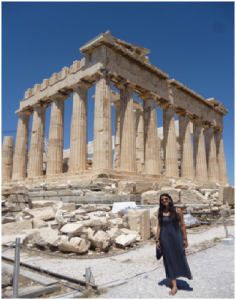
[156,193,192,296]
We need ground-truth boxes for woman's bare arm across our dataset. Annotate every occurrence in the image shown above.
[177,207,188,248]
[156,209,161,249]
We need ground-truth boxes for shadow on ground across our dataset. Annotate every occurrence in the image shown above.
[158,278,193,292]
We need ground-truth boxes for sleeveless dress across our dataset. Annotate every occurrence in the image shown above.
[160,214,193,280]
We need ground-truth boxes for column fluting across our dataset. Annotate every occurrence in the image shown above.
[204,126,220,182]
[28,104,46,178]
[2,136,14,182]
[69,82,92,172]
[116,82,137,172]
[178,113,195,179]
[135,108,145,173]
[162,104,179,178]
[46,97,65,175]
[93,71,112,170]
[113,101,121,170]
[12,110,31,179]
[214,130,228,183]
[193,120,208,181]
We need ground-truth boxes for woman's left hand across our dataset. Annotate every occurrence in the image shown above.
[183,240,188,248]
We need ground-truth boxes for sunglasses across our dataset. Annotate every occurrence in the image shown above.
[161,197,169,201]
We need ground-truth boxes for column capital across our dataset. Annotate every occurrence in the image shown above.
[138,91,159,101]
[32,102,48,109]
[94,69,112,80]
[15,109,32,116]
[114,79,136,91]
[72,81,93,91]
[157,101,175,110]
[202,121,214,130]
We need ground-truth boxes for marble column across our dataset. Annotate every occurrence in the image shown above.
[142,96,161,175]
[178,113,195,179]
[113,101,121,170]
[12,110,31,180]
[214,130,228,184]
[204,126,220,182]
[193,120,208,181]
[115,82,136,172]
[28,104,46,178]
[161,104,179,178]
[93,71,112,170]
[46,96,65,175]
[135,108,145,173]
[2,136,14,182]
[69,82,92,172]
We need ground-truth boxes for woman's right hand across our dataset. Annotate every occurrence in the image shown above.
[156,241,161,250]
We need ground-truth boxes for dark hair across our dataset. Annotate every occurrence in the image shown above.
[158,193,178,228]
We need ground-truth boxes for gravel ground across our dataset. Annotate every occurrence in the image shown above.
[2,223,234,298]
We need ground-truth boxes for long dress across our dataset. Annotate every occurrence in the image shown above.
[160,215,193,280]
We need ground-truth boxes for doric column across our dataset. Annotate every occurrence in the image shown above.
[93,70,112,170]
[160,103,179,178]
[12,110,31,180]
[192,120,208,181]
[113,101,121,170]
[140,93,161,175]
[178,112,195,179]
[69,82,92,172]
[135,108,144,173]
[2,136,14,182]
[204,125,220,182]
[28,104,46,178]
[114,81,136,172]
[214,130,228,183]
[46,96,65,175]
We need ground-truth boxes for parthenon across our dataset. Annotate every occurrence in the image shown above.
[2,31,228,185]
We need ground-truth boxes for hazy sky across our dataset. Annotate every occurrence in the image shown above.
[2,2,234,184]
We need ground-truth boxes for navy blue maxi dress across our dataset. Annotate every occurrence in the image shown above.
[160,215,193,280]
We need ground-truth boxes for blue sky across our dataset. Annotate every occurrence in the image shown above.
[2,2,234,185]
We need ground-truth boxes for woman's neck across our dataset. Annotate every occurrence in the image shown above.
[163,205,169,212]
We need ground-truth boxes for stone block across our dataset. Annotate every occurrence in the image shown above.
[2,217,16,224]
[106,228,122,242]
[218,186,235,206]
[30,227,59,247]
[83,216,107,227]
[108,218,124,228]
[118,181,135,194]
[115,233,137,247]
[32,218,48,229]
[60,222,84,234]
[125,209,150,240]
[2,265,13,288]
[135,182,158,194]
[90,230,111,250]
[11,185,29,194]
[24,207,55,221]
[58,235,90,254]
[1,234,29,246]
[2,219,32,235]
[141,191,159,204]
[180,189,207,204]
[9,194,28,203]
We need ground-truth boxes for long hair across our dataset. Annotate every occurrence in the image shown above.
[158,193,178,228]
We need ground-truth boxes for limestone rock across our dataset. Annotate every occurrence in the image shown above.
[118,181,135,194]
[83,216,107,227]
[32,218,48,229]
[23,207,55,221]
[135,182,159,194]
[115,233,137,248]
[60,222,84,234]
[80,204,97,213]
[149,206,158,236]
[2,187,12,196]
[107,218,123,228]
[11,185,29,194]
[180,189,207,204]
[82,227,95,240]
[55,202,67,228]
[2,265,13,288]
[30,228,59,248]
[211,192,219,199]
[88,211,106,217]
[106,228,122,242]
[2,219,32,235]
[141,191,159,204]
[172,180,189,189]
[120,228,139,236]
[2,217,16,224]
[75,208,87,215]
[90,230,111,250]
[1,234,28,246]
[58,236,90,254]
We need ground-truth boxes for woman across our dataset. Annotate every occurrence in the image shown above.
[156,193,192,296]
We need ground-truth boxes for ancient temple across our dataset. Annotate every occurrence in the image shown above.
[2,31,228,185]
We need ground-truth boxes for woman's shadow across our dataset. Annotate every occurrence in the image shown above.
[158,279,193,291]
